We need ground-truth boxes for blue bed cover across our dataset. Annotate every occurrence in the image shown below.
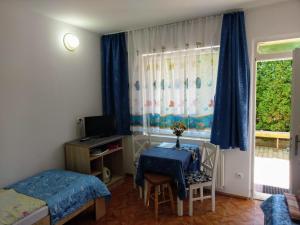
[261,195,299,225]
[8,169,111,224]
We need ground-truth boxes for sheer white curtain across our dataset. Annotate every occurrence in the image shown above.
[128,16,222,138]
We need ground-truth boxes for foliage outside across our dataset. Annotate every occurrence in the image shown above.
[256,60,292,132]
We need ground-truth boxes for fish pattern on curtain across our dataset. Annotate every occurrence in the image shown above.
[130,47,219,138]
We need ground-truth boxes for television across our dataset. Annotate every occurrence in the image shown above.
[84,115,116,138]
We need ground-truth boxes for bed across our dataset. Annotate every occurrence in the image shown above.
[0,188,47,225]
[14,206,49,225]
[261,195,299,225]
[6,169,111,225]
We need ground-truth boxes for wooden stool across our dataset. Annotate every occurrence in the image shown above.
[144,173,175,218]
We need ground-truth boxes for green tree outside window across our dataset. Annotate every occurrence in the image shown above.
[256,60,292,132]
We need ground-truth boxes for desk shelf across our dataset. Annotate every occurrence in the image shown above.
[91,170,102,176]
[89,147,123,161]
[65,135,124,188]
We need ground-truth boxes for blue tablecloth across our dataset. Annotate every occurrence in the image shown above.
[135,143,201,200]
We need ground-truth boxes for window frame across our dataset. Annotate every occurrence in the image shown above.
[250,34,300,200]
[254,37,300,61]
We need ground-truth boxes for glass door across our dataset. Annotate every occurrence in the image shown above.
[253,38,300,199]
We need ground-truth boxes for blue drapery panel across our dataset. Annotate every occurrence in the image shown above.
[210,12,250,151]
[101,33,131,134]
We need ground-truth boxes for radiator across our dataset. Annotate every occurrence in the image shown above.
[216,150,225,190]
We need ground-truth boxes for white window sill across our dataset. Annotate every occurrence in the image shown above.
[149,133,209,142]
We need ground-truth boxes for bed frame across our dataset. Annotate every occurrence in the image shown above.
[33,198,106,225]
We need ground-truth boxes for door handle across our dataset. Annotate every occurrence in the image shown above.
[295,135,300,156]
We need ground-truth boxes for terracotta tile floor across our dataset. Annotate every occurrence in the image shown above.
[255,146,289,160]
[66,176,264,225]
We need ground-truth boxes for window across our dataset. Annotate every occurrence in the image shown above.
[257,38,300,55]
[130,46,219,138]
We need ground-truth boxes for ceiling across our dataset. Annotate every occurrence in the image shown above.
[8,0,288,34]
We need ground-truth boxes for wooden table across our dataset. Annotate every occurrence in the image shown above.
[135,143,200,216]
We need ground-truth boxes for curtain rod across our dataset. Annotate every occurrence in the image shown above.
[223,8,243,14]
[103,12,223,36]
[103,8,243,36]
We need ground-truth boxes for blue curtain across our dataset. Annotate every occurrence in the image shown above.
[101,33,131,135]
[210,12,250,151]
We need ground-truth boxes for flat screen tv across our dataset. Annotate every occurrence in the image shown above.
[84,115,116,138]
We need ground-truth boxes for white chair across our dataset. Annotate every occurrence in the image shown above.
[185,142,219,216]
[132,132,151,197]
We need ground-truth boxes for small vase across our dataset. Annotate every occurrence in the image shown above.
[176,136,180,149]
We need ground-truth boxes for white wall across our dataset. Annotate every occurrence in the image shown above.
[0,2,102,187]
[222,0,300,197]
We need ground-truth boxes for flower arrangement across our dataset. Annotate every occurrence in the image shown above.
[171,122,187,149]
[170,122,187,136]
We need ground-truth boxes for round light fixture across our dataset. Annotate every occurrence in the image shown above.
[63,33,79,51]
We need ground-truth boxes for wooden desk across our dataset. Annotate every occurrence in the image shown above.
[65,135,124,187]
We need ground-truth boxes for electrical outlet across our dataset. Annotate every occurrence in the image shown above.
[76,116,83,125]
[235,172,244,179]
